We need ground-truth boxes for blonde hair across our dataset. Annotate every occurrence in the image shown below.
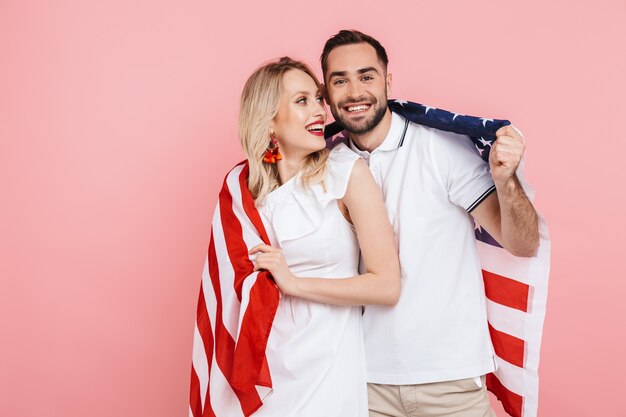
[238,57,330,204]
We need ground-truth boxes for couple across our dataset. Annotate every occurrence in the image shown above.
[191,30,540,417]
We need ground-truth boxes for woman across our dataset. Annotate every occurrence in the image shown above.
[202,57,400,416]
[242,57,400,416]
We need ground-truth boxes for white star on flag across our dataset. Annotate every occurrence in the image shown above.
[452,113,464,121]
[422,105,436,114]
[478,137,491,147]
[480,118,494,126]
[394,99,408,106]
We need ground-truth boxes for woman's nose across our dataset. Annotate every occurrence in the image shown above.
[312,100,327,121]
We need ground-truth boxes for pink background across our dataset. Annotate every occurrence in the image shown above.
[1,1,624,416]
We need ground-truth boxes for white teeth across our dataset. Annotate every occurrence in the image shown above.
[347,105,370,112]
[306,124,324,131]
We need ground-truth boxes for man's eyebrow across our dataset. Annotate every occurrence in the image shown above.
[357,67,379,74]
[328,71,347,79]
[328,67,380,79]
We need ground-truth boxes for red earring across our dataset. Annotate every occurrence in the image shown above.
[263,133,283,164]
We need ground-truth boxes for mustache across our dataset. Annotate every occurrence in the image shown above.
[338,95,377,108]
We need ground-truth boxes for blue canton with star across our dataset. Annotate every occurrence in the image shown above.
[386,99,510,162]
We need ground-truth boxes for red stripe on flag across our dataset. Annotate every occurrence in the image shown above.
[488,323,525,368]
[482,269,529,312]
[189,365,203,417]
[208,233,262,416]
[232,269,278,390]
[219,176,254,302]
[260,355,271,387]
[195,283,216,417]
[486,373,523,417]
[239,163,271,245]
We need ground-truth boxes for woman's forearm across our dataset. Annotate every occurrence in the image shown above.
[289,271,400,306]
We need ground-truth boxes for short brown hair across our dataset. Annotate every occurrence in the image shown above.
[320,30,389,77]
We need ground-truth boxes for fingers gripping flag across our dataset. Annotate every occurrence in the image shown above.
[326,99,551,417]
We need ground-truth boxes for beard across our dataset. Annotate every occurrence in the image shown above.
[330,93,388,134]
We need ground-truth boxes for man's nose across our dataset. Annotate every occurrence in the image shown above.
[347,81,364,101]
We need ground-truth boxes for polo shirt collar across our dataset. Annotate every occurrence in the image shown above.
[348,112,408,156]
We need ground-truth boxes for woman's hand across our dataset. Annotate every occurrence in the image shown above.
[249,244,298,296]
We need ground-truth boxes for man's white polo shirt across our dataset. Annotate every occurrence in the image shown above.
[350,112,497,385]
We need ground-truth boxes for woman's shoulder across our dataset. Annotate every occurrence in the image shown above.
[321,142,362,202]
[328,142,360,165]
[326,142,361,183]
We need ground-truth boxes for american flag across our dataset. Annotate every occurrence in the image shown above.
[189,162,280,417]
[189,100,550,417]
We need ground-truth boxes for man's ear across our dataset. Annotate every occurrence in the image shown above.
[386,72,393,97]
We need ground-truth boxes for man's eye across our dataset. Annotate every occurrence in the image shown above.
[333,79,346,85]
[362,75,373,81]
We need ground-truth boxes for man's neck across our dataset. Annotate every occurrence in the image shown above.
[348,109,393,153]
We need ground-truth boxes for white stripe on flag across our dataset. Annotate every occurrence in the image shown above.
[486,300,526,340]
[236,272,258,340]
[192,323,210,410]
[493,360,525,398]
[202,233,245,417]
[211,196,240,338]
[477,242,532,285]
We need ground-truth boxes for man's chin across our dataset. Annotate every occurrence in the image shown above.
[334,114,370,132]
[345,124,372,134]
[338,118,376,134]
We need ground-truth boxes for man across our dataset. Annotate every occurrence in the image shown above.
[321,30,540,417]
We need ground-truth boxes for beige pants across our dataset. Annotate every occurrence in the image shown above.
[368,376,496,417]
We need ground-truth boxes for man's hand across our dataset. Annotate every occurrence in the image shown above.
[473,124,539,257]
[489,125,525,187]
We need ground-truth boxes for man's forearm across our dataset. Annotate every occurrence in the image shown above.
[496,176,540,257]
